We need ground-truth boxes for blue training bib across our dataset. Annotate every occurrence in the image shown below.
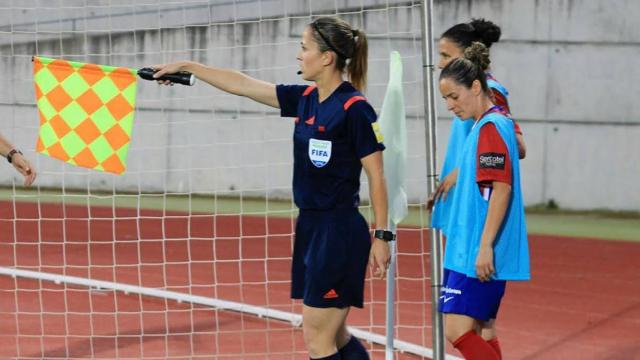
[431,117,473,235]
[443,113,530,280]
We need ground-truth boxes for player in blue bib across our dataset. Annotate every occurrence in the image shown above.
[430,19,527,235]
[437,42,530,360]
[428,20,528,358]
[150,16,391,360]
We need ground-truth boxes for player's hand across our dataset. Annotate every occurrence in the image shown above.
[369,238,390,280]
[426,168,458,211]
[475,245,495,282]
[11,153,36,187]
[150,61,189,86]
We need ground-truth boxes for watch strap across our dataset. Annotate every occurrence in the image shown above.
[6,149,22,163]
[374,229,396,242]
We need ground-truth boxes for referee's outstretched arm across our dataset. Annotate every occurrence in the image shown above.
[151,61,279,108]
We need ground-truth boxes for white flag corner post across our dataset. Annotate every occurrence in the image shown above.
[419,0,446,359]
[378,50,409,360]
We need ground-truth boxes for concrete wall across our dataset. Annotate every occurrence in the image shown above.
[0,0,638,210]
[437,0,640,211]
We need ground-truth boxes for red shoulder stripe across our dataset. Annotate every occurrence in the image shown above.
[343,95,366,110]
[302,85,317,96]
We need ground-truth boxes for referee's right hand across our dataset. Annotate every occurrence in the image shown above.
[150,61,190,85]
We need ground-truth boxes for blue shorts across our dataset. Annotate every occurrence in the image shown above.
[439,269,506,322]
[291,207,371,309]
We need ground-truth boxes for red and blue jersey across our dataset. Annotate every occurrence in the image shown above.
[444,110,529,280]
[476,106,512,187]
[432,73,519,234]
[486,72,521,134]
[276,82,385,210]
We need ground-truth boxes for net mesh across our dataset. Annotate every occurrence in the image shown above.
[0,1,433,358]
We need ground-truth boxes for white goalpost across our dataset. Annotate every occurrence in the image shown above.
[0,0,456,358]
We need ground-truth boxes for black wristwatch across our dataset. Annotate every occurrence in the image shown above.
[374,229,396,242]
[6,149,22,163]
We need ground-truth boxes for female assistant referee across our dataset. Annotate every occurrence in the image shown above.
[151,16,391,360]
[438,42,529,360]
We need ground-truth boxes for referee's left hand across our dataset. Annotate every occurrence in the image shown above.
[369,238,391,280]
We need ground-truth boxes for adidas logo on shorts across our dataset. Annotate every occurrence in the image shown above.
[323,289,339,299]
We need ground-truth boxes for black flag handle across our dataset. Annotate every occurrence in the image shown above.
[137,67,195,86]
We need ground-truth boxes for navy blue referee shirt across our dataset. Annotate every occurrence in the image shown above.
[276,81,385,210]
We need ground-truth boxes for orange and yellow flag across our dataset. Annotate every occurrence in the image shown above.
[33,56,137,175]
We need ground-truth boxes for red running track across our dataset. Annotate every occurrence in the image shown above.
[0,201,638,359]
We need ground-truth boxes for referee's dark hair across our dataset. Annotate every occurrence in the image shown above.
[440,42,491,93]
[442,18,501,49]
[310,16,368,92]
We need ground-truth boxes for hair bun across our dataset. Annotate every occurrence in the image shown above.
[463,42,491,71]
[470,18,501,48]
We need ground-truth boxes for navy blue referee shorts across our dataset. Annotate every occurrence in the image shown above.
[291,207,371,309]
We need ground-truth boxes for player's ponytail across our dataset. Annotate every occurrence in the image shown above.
[440,42,490,93]
[464,41,491,72]
[310,17,368,92]
[347,29,368,92]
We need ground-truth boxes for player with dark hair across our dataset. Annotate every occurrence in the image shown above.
[437,42,530,360]
[429,20,528,358]
[429,19,526,228]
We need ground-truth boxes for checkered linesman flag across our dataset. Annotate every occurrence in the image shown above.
[33,56,137,175]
